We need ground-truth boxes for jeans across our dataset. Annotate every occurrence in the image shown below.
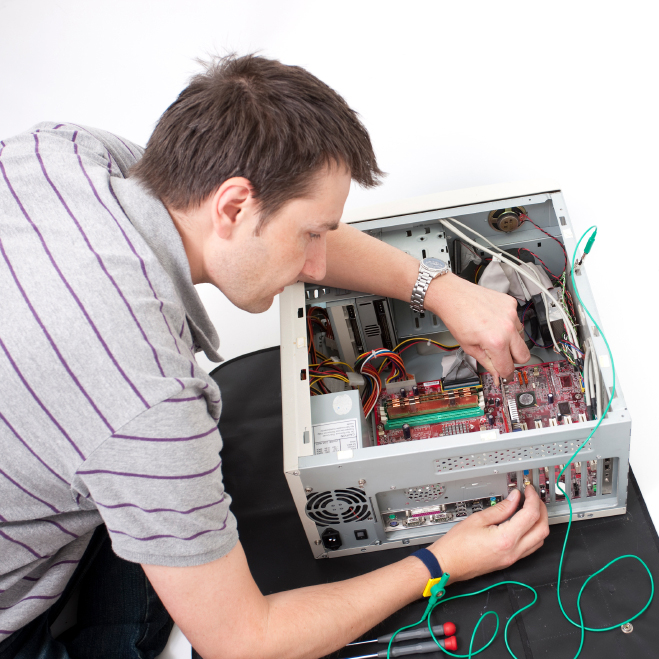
[0,525,174,659]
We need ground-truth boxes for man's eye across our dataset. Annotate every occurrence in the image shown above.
[309,233,321,240]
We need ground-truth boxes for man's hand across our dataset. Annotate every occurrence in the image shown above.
[425,273,531,383]
[429,485,549,584]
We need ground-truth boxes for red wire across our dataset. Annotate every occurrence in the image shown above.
[519,214,568,273]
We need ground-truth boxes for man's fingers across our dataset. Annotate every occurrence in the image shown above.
[466,345,501,385]
[513,492,549,557]
[500,485,544,538]
[510,328,531,365]
[476,489,520,526]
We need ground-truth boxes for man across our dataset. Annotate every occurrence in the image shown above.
[0,55,548,658]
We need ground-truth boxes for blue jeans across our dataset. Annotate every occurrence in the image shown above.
[0,526,174,659]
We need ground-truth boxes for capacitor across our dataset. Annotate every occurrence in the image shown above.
[557,413,563,423]
[400,387,407,398]
[496,398,501,407]
[548,393,554,404]
[413,386,419,397]
[402,423,412,440]
[487,413,494,425]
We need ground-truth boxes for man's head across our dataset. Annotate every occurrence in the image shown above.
[132,54,382,311]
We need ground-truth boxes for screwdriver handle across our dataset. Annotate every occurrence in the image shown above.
[377,638,451,657]
[377,622,455,643]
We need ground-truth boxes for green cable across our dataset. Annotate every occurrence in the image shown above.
[385,226,654,659]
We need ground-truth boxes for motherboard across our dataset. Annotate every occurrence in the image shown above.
[374,360,589,445]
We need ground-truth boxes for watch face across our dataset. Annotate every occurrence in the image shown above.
[422,257,447,272]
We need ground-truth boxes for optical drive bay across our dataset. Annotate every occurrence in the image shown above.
[279,181,628,558]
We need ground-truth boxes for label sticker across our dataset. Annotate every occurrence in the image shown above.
[598,354,611,369]
[313,419,359,455]
[563,228,573,239]
[332,393,353,415]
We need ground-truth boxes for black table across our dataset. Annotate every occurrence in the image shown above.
[211,347,658,659]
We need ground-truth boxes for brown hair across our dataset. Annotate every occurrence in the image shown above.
[131,54,383,229]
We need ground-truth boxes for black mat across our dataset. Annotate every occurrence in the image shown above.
[211,347,658,659]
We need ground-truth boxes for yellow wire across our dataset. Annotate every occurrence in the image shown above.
[310,374,350,385]
[392,337,459,352]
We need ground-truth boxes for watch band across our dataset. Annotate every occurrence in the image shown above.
[410,268,435,313]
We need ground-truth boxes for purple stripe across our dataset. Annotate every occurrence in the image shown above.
[36,134,166,378]
[174,378,185,391]
[23,559,80,582]
[179,321,185,338]
[162,394,204,403]
[114,135,137,160]
[190,361,195,377]
[42,519,78,539]
[105,191,183,359]
[0,468,60,514]
[210,398,221,405]
[0,147,149,409]
[0,238,114,433]
[79,136,184,361]
[0,592,63,610]
[0,338,85,460]
[108,525,227,543]
[201,383,209,390]
[52,124,64,129]
[96,495,225,515]
[0,413,69,485]
[0,529,45,559]
[77,460,221,480]
[113,426,217,443]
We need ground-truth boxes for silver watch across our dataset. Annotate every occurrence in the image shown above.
[410,257,450,313]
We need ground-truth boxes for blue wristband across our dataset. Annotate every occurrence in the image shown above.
[411,547,443,579]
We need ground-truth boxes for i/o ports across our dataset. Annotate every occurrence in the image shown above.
[383,496,503,533]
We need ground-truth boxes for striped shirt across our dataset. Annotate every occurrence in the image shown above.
[0,122,238,640]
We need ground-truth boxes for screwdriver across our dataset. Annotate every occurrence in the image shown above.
[347,637,458,658]
[348,622,456,646]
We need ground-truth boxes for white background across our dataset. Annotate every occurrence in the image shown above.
[1,1,658,655]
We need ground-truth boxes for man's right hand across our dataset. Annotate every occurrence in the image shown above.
[430,485,549,584]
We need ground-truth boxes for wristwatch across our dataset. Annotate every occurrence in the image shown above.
[410,257,450,313]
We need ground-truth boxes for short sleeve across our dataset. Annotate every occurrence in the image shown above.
[73,393,238,567]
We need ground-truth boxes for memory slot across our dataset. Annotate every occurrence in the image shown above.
[384,406,483,430]
[386,387,482,420]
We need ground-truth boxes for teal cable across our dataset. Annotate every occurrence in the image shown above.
[385,226,654,659]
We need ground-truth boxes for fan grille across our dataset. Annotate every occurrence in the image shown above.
[306,487,371,526]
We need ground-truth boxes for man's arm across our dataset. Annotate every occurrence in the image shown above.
[316,222,530,380]
[144,486,548,659]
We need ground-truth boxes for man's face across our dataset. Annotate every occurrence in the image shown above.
[208,166,351,313]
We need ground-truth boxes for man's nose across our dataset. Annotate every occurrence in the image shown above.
[300,239,327,281]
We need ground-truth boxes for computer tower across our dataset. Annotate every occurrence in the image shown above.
[280,181,627,558]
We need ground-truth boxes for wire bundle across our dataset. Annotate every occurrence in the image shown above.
[308,358,354,396]
[441,216,582,367]
[306,306,333,365]
[355,350,408,416]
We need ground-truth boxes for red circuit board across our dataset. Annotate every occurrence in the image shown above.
[374,361,588,445]
[482,361,588,432]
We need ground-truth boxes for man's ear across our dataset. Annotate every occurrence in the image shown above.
[210,177,256,240]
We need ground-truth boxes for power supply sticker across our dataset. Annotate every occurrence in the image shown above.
[313,419,359,455]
